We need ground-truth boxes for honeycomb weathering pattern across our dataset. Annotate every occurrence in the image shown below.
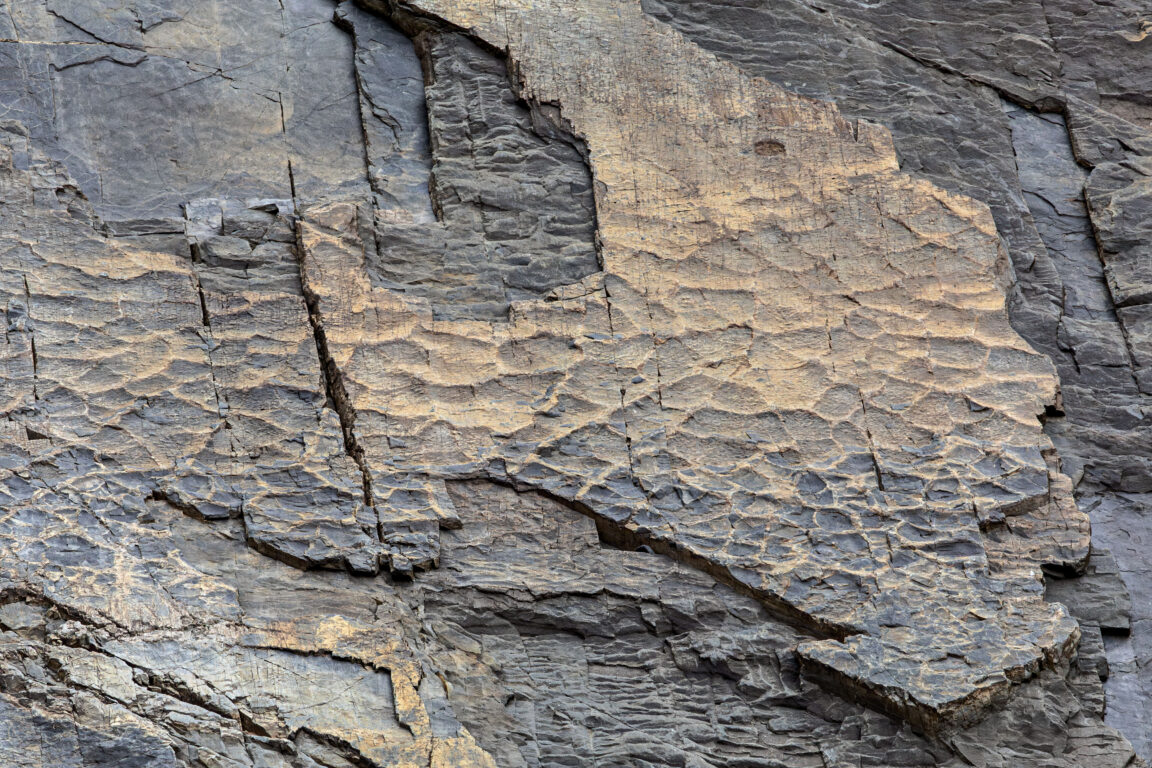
[0,0,1101,744]
[285,0,1093,730]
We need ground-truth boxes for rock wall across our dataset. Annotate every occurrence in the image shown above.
[0,0,1146,766]
[638,1,1152,757]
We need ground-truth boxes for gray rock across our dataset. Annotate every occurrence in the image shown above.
[1047,548,1132,634]
[639,0,1152,758]
[0,0,1146,764]
[358,27,602,320]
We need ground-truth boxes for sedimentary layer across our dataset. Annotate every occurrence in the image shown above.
[0,0,1146,765]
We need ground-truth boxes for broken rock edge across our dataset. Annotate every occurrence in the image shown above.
[335,0,1096,737]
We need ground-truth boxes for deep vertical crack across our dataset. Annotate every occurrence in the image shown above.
[277,91,300,214]
[185,239,234,449]
[192,274,211,330]
[857,394,885,491]
[294,220,375,508]
[21,274,38,401]
[286,159,298,209]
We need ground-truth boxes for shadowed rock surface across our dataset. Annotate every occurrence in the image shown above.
[0,0,1146,765]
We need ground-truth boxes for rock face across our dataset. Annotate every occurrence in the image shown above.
[0,0,1146,766]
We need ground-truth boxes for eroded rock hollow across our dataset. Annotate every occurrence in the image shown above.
[0,0,1148,765]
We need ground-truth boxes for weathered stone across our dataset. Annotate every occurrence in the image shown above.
[0,0,1146,763]
[636,0,1152,757]
[1047,548,1133,635]
[1087,158,1152,312]
[307,0,1090,732]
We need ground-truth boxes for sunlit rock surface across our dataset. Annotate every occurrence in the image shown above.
[0,0,1146,765]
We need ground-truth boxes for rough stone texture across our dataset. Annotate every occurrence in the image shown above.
[0,0,1145,765]
[637,0,1152,758]
[326,0,1090,732]
[337,4,602,322]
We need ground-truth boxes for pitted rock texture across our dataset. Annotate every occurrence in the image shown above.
[638,0,1152,757]
[329,0,1089,731]
[0,0,1145,765]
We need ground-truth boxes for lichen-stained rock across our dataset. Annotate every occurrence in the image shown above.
[292,0,1095,730]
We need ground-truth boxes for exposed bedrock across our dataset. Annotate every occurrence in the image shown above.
[642,0,1152,758]
[0,0,1145,764]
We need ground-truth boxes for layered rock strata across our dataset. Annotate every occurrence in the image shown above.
[639,0,1152,756]
[0,0,1144,765]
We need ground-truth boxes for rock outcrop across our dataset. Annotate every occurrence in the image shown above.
[0,0,1146,765]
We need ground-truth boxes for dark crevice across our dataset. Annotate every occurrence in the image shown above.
[285,158,298,210]
[27,336,38,401]
[43,8,145,51]
[148,489,212,521]
[237,710,274,740]
[135,669,236,721]
[866,440,885,491]
[0,585,116,635]
[476,473,852,643]
[193,278,211,330]
[50,52,148,73]
[294,219,375,508]
[184,240,233,433]
[276,90,297,210]
[20,274,38,402]
[33,629,293,760]
[295,728,379,768]
[273,42,378,515]
[24,426,48,441]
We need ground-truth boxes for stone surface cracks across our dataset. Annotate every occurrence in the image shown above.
[0,0,1146,766]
